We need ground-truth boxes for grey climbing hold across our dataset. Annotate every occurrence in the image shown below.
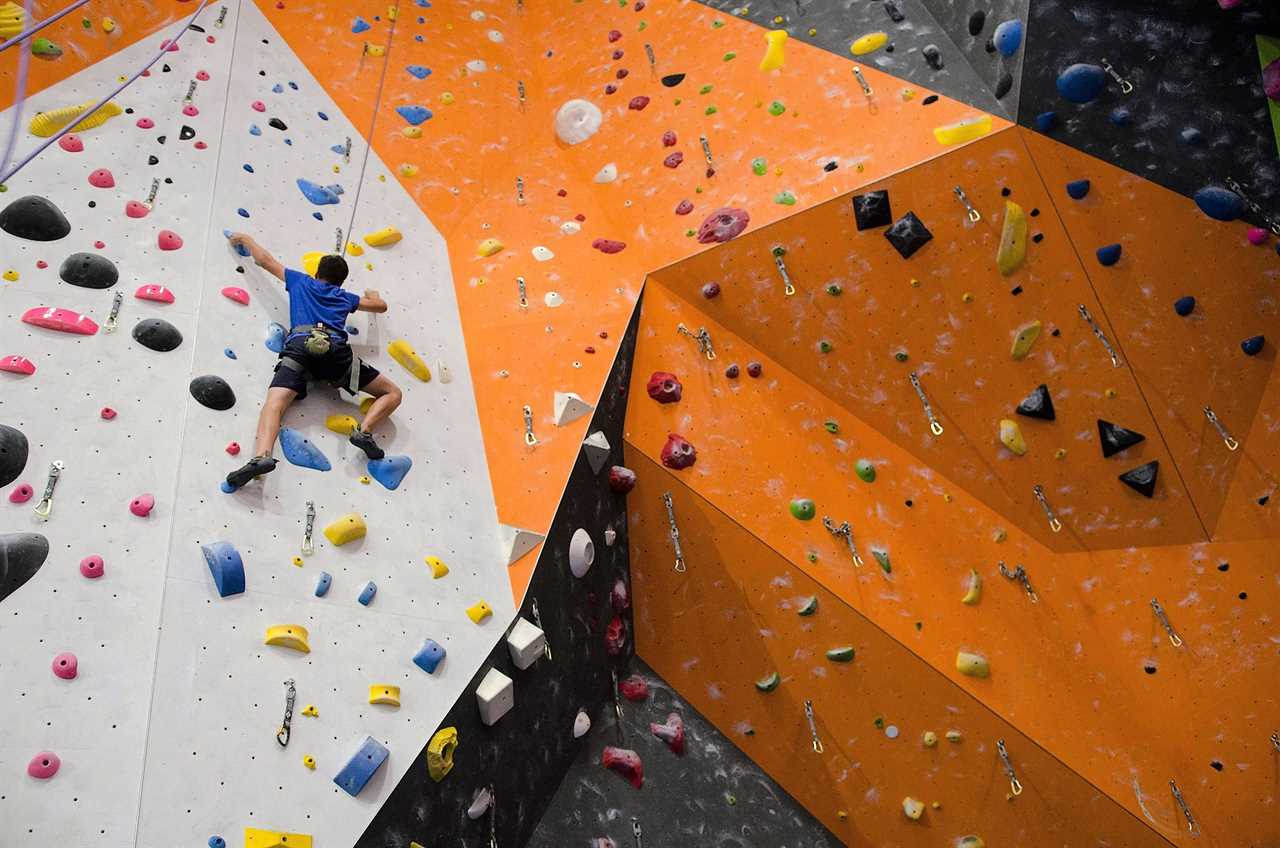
[852,190,892,231]
[1098,419,1145,458]
[884,211,932,259]
[0,195,71,241]
[189,375,236,411]
[59,252,119,289]
[1119,461,1158,498]
[1,532,49,603]
[132,318,184,352]
[922,44,943,70]
[0,423,29,488]
[1015,384,1055,421]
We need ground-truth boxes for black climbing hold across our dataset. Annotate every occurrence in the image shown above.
[1098,419,1145,458]
[852,190,892,231]
[967,9,986,36]
[994,71,1013,100]
[922,44,943,70]
[188,23,205,32]
[1240,335,1265,356]
[922,94,938,105]
[1010,285,1023,295]
[0,195,71,241]
[823,161,838,172]
[884,211,932,259]
[268,117,288,131]
[1118,461,1159,498]
[164,177,172,184]
[1031,233,1044,243]
[179,125,196,141]
[661,73,685,87]
[148,155,159,165]
[162,64,171,72]
[883,0,904,23]
[125,107,134,114]
[157,135,166,144]
[0,423,29,488]
[1015,384,1055,421]
[0,532,49,604]
[87,201,95,208]
[1030,208,1040,217]
[190,375,236,411]
[1001,187,1011,197]
[985,38,996,54]
[1173,296,1195,316]
[59,252,119,289]
[132,318,184,352]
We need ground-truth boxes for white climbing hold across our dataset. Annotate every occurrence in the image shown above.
[507,616,546,670]
[476,668,514,726]
[593,162,618,183]
[532,246,555,262]
[487,29,504,43]
[604,528,617,546]
[573,708,591,738]
[569,528,595,578]
[554,99,603,145]
[554,391,594,426]
[560,221,582,235]
[498,523,544,565]
[544,291,564,307]
[582,430,611,474]
[465,59,488,73]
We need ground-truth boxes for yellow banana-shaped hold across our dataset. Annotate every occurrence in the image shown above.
[999,418,1028,455]
[369,684,401,707]
[0,2,25,40]
[388,338,431,382]
[759,29,787,71]
[29,101,124,137]
[955,650,990,678]
[850,31,887,56]
[1010,320,1042,360]
[477,237,504,257]
[363,226,402,247]
[264,624,311,654]
[346,241,365,256]
[427,726,458,781]
[996,200,1027,276]
[961,569,982,605]
[323,513,367,546]
[245,828,313,848]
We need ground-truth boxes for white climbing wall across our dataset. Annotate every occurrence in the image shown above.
[0,4,515,846]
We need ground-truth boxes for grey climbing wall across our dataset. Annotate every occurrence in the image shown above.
[921,0,1028,116]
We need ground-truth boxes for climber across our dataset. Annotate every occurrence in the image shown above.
[224,233,402,490]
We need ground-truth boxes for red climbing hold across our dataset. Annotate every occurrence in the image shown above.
[135,285,175,303]
[130,493,155,517]
[675,199,693,215]
[225,442,241,455]
[650,712,685,754]
[251,100,266,112]
[88,168,115,188]
[619,674,649,702]
[628,95,650,111]
[58,135,83,152]
[662,130,677,147]
[157,230,184,251]
[194,141,208,150]
[646,371,682,403]
[27,752,60,779]
[182,105,199,117]
[0,355,35,375]
[79,555,104,578]
[607,29,622,42]
[21,306,99,335]
[604,83,617,95]
[100,407,116,420]
[592,238,626,254]
[221,286,250,305]
[9,483,34,503]
[616,68,629,79]
[747,361,763,378]
[93,240,105,249]
[605,615,626,655]
[661,433,696,469]
[697,207,750,244]
[608,465,636,493]
[51,652,77,679]
[159,38,180,51]
[196,70,210,81]
[663,151,683,169]
[136,117,155,129]
[35,260,47,269]
[602,746,643,787]
[126,201,150,218]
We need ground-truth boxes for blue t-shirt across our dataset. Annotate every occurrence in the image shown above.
[284,268,361,341]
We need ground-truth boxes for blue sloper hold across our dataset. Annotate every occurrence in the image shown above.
[413,638,446,674]
[1096,243,1122,266]
[1056,63,1107,104]
[201,542,245,597]
[1066,179,1091,200]
[330,143,346,155]
[396,105,432,126]
[1241,335,1265,356]
[266,322,286,353]
[279,428,332,472]
[1109,107,1131,127]
[318,111,329,121]
[406,64,431,79]
[333,735,389,797]
[1193,186,1245,222]
[297,178,342,205]
[992,19,1022,57]
[358,580,377,605]
[313,212,324,221]
[225,229,250,257]
[415,34,423,42]
[415,0,430,7]
[208,837,226,848]
[243,163,254,173]
[315,571,332,597]
[271,83,284,93]
[352,16,371,33]
[289,81,298,90]
[1034,111,1058,132]
[1174,296,1196,316]
[249,124,262,136]
[368,455,412,490]
[237,208,250,218]
[225,348,237,359]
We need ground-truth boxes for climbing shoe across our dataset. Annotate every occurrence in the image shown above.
[225,455,278,489]
[349,428,384,460]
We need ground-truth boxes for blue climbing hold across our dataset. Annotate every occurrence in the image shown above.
[1193,186,1245,222]
[418,16,425,24]
[318,111,329,121]
[202,541,245,598]
[1056,63,1107,104]
[224,348,237,359]
[1109,107,1131,127]
[358,580,377,606]
[330,143,346,155]
[313,212,324,221]
[406,64,431,79]
[333,735,389,797]
[225,230,250,257]
[346,325,359,336]
[209,838,226,848]
[271,83,284,93]
[284,139,293,146]
[279,428,332,472]
[289,81,298,90]
[249,124,262,136]
[352,16,371,33]
[243,163,254,173]
[1096,243,1122,267]
[315,571,332,597]
[396,105,432,125]
[1241,335,1265,356]
[415,0,430,7]
[368,456,412,490]
[237,208,250,218]
[326,183,345,197]
[1034,111,1058,132]
[219,480,236,494]
[1180,127,1202,145]
[413,638,446,674]
[1066,179,1091,200]
[992,19,1022,56]
[415,34,424,42]
[266,322,286,353]
[1174,296,1196,317]
[297,178,342,205]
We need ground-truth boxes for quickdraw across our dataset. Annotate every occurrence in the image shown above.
[276,678,296,747]
[1203,406,1239,451]
[531,598,551,661]
[302,500,315,556]
[33,460,64,519]
[1032,484,1062,533]
[822,516,863,567]
[953,186,981,222]
[997,739,1023,796]
[675,323,715,360]
[804,699,823,753]
[909,372,943,436]
[1078,304,1121,368]
[523,404,537,446]
[1151,597,1183,648]
[103,291,123,333]
[998,561,1038,603]
[662,491,686,573]
[1100,57,1134,94]
[772,246,797,297]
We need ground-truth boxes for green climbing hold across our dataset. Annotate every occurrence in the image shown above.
[637,20,647,30]
[723,51,736,61]
[818,340,833,353]
[874,715,885,728]
[798,596,818,616]
[789,498,816,520]
[768,100,786,116]
[752,157,768,176]
[774,191,797,205]
[712,19,724,27]
[806,551,819,563]
[825,282,842,295]
[824,420,840,434]
[855,459,876,482]
[699,84,713,94]
[705,106,717,116]
[894,350,909,362]
[872,550,891,574]
[755,671,781,692]
[826,646,855,662]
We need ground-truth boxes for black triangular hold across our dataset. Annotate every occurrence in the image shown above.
[1119,461,1158,498]
[162,63,171,73]
[1098,419,1145,458]
[1016,384,1055,421]
[157,135,167,144]
[884,211,932,259]
[147,155,159,165]
[179,125,196,141]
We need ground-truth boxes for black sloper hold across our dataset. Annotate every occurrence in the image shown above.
[132,318,184,352]
[1016,384,1055,421]
[0,423,29,488]
[59,252,119,289]
[179,125,196,141]
[268,117,288,131]
[189,375,236,411]
[660,73,685,88]
[1119,461,1159,498]
[852,190,892,231]
[884,211,933,259]
[1098,419,1145,458]
[0,195,71,241]
[0,532,49,604]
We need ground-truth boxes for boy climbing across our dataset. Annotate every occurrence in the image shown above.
[224,233,403,490]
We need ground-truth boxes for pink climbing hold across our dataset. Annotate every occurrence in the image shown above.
[194,141,208,150]
[58,134,83,152]
[618,674,649,702]
[126,200,150,218]
[226,442,241,455]
[221,286,250,305]
[610,577,630,611]
[93,240,105,249]
[601,746,643,788]
[51,652,77,680]
[135,285,174,304]
[628,95,650,111]
[605,615,626,655]
[591,238,626,254]
[136,117,155,129]
[35,260,47,269]
[9,483,34,503]
[1266,59,1280,102]
[251,100,266,112]
[663,151,683,169]
[79,555,104,578]
[100,407,116,420]
[27,752,60,780]
[157,230,184,251]
[662,130,676,147]
[130,494,155,517]
[206,35,215,44]
[607,29,622,42]
[183,104,199,117]
[649,712,685,754]
[88,168,115,188]
[159,38,180,51]
[661,433,697,469]
[1247,227,1269,246]
[697,207,750,244]
[675,199,693,215]
[0,355,36,375]
[196,70,210,81]
[21,306,99,335]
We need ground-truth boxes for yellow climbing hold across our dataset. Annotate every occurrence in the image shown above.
[398,163,419,178]
[1104,387,1118,399]
[325,414,358,435]
[369,684,401,707]
[759,29,787,71]
[955,650,990,678]
[29,100,123,137]
[388,338,432,382]
[323,513,367,546]
[2,269,18,282]
[466,600,493,623]
[441,91,455,105]
[403,126,422,139]
[359,475,371,485]
[245,828,313,848]
[999,418,1028,455]
[946,729,963,743]
[346,241,364,257]
[902,797,925,820]
[477,237,504,257]
[958,838,986,848]
[301,704,318,717]
[1010,320,1042,359]
[932,114,993,146]
[364,42,386,57]
[1055,447,1067,460]
[961,569,982,605]
[425,556,450,578]
[427,726,458,781]
[301,250,324,276]
[360,396,375,414]
[292,556,304,567]
[0,2,25,40]
[303,755,316,769]
[962,291,974,303]
[363,226,402,247]
[264,624,311,654]
[992,528,1008,543]
[387,4,398,21]
[850,32,887,55]
[996,200,1027,276]
[101,17,116,33]
[922,730,938,747]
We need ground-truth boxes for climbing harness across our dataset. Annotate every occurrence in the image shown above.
[1078,304,1121,368]
[276,326,364,395]
[33,460,63,519]
[675,323,715,360]
[953,186,981,223]
[103,290,123,332]
[182,79,197,105]
[822,516,863,567]
[1224,177,1280,236]
[1032,484,1062,533]
[522,404,537,446]
[1203,406,1239,451]
[803,699,823,753]
[631,817,643,848]
[487,784,498,848]
[771,246,797,296]
[517,276,528,309]
[214,5,227,27]
[276,678,296,747]
[143,177,160,210]
[700,134,715,179]
[998,561,1038,603]
[852,66,873,98]
[531,598,551,660]
[515,176,525,206]
[997,739,1023,796]
[301,500,315,556]
[1169,779,1199,836]
[1099,57,1134,94]
[908,372,943,436]
[1150,597,1183,648]
[661,491,686,573]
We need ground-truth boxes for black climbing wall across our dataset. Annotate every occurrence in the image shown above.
[527,657,838,848]
[355,299,641,848]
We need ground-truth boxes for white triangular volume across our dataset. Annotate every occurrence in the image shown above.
[498,523,545,566]
[554,391,594,426]
[582,430,611,474]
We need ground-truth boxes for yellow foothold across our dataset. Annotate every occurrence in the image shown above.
[2,269,18,281]
[326,414,358,435]
[365,263,373,271]
[1010,320,1042,359]
[264,624,311,654]
[359,475,371,485]
[303,755,316,770]
[323,513,367,546]
[425,556,450,578]
[359,396,375,414]
[999,418,1028,455]
[956,650,990,678]
[772,14,784,23]
[398,163,419,178]
[933,114,994,146]
[244,828,313,848]
[332,164,341,174]
[441,91,455,105]
[427,726,459,781]
[301,704,318,717]
[0,2,25,40]
[364,42,386,57]
[909,277,920,288]
[387,4,398,20]
[996,200,1028,276]
[387,338,431,382]
[101,17,116,32]
[962,291,974,303]
[403,126,422,139]
[466,600,493,624]
[1104,388,1118,399]
[346,241,364,257]
[477,237,504,257]
[943,492,953,503]
[931,801,941,810]
[301,250,324,276]
[759,29,787,71]
[378,175,386,182]
[922,731,938,747]
[850,31,887,55]
[363,226,403,247]
[902,797,925,820]
[992,528,1007,543]
[369,684,401,707]
[837,810,848,821]
[946,729,963,743]
[961,569,982,605]
[901,88,915,101]
[959,838,986,848]
[808,27,816,36]
[1055,448,1067,460]
[292,556,304,567]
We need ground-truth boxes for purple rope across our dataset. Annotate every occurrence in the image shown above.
[0,0,212,187]
[0,0,33,175]
[0,0,91,54]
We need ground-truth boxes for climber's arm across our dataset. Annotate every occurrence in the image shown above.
[228,233,285,282]
[357,289,387,313]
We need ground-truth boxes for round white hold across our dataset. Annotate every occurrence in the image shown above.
[573,708,591,738]
[569,528,595,577]
[554,99,603,145]
[465,59,487,73]
[544,291,564,307]
[560,220,582,235]
[487,29,504,43]
[532,245,555,262]
[885,724,899,739]
[594,162,618,183]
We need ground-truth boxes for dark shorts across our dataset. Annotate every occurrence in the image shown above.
[270,336,380,400]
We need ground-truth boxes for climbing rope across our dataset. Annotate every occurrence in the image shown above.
[0,0,32,177]
[341,3,399,260]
